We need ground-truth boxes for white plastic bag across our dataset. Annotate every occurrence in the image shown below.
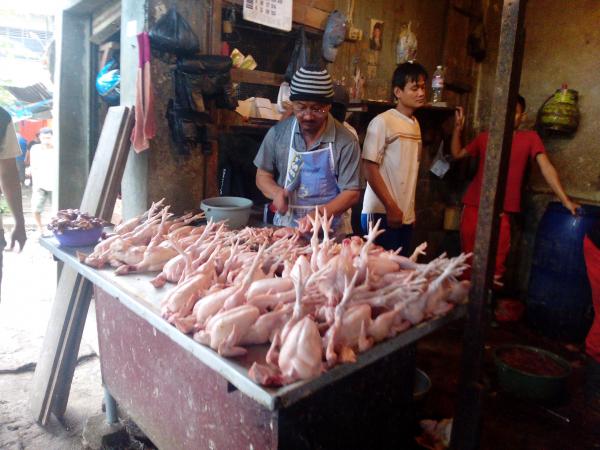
[430,141,450,178]
[276,82,291,113]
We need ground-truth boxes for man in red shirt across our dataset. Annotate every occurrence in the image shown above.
[585,223,600,410]
[452,95,579,281]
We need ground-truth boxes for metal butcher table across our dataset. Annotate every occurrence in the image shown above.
[40,237,466,450]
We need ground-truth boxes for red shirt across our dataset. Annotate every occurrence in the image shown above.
[462,130,546,213]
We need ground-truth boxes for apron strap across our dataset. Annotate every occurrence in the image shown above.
[327,142,336,175]
[284,120,297,190]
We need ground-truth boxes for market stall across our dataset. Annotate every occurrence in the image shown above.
[27,0,600,448]
[39,229,467,449]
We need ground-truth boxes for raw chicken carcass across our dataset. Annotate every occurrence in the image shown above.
[240,304,292,345]
[278,316,323,383]
[194,305,260,356]
[114,241,177,275]
[79,200,475,387]
[193,285,239,329]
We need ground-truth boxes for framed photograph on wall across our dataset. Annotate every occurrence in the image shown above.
[369,19,384,51]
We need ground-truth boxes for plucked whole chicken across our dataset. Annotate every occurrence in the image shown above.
[82,201,471,386]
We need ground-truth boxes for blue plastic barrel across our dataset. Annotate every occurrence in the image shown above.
[527,202,600,341]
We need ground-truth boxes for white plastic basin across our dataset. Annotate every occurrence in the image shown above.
[200,196,253,229]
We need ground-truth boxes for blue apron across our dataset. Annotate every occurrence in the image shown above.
[274,119,341,230]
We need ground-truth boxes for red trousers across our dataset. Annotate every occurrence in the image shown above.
[585,236,600,362]
[460,205,511,281]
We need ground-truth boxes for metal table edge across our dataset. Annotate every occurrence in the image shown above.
[39,237,277,410]
[39,237,466,412]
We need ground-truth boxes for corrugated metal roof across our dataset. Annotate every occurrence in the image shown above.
[3,83,51,103]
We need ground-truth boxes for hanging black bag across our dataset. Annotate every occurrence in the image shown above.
[177,56,237,109]
[166,99,210,155]
[149,8,200,56]
[284,27,308,82]
[174,69,206,112]
[177,56,232,96]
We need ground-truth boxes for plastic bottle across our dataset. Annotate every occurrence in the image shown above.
[431,65,444,104]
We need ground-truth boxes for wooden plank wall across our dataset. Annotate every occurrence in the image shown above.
[292,0,335,29]
[224,0,334,30]
[329,0,449,101]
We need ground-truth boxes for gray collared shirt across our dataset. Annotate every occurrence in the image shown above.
[253,115,361,191]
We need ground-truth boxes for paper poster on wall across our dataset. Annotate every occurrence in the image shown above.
[367,65,377,80]
[243,0,292,32]
[366,52,379,66]
[369,19,384,51]
[396,22,418,64]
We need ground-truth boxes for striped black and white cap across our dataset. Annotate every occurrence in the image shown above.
[289,65,334,103]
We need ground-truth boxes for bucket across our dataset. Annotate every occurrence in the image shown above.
[200,196,253,229]
[493,345,571,403]
[526,202,600,341]
[413,368,432,402]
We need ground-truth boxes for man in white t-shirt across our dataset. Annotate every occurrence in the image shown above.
[0,107,26,299]
[361,62,428,254]
[28,127,55,234]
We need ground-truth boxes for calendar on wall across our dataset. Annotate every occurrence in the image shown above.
[243,0,292,32]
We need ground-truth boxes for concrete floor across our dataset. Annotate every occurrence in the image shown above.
[0,187,104,450]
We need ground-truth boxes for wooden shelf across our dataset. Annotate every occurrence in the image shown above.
[229,123,273,135]
[348,101,456,114]
[231,68,284,87]
[221,114,277,135]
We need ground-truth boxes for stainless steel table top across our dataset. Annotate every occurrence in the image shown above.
[40,236,466,410]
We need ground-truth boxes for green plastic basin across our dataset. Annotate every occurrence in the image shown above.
[493,345,571,403]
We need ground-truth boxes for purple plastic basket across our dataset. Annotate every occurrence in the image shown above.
[53,226,103,247]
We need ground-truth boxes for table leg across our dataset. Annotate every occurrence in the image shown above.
[104,387,118,424]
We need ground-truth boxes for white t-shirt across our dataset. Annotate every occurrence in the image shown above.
[361,108,421,224]
[0,120,22,230]
[29,143,56,192]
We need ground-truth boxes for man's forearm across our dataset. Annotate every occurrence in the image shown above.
[539,157,570,204]
[451,128,465,159]
[256,169,284,200]
[451,107,469,159]
[321,189,360,217]
[363,160,397,211]
[0,158,24,226]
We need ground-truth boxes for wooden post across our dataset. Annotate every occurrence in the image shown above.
[450,1,527,449]
[30,107,135,425]
[204,0,223,200]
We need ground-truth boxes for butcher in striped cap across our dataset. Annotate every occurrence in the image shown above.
[254,65,360,234]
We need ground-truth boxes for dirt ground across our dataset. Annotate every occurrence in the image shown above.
[417,319,600,449]
[0,186,104,450]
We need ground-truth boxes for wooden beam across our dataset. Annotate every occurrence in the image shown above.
[224,0,329,30]
[90,0,121,45]
[292,3,329,30]
[209,0,223,54]
[64,0,114,15]
[230,68,284,86]
[450,1,528,449]
[30,106,135,425]
[98,42,120,70]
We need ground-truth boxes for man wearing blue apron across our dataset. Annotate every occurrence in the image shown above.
[254,65,361,234]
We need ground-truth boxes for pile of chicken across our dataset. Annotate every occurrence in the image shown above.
[81,200,471,386]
